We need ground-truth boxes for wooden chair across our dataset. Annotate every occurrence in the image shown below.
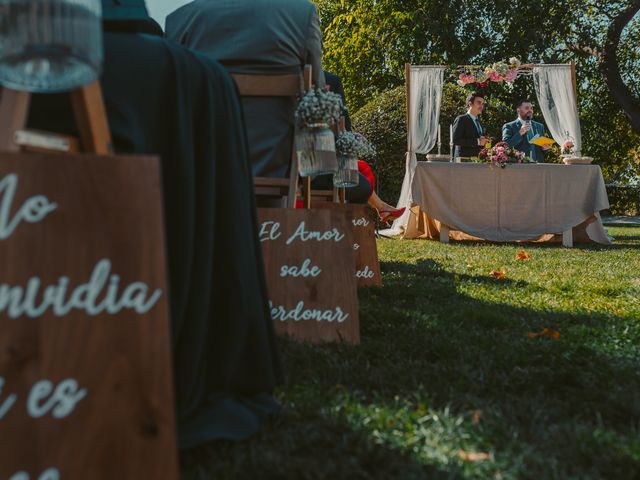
[231,66,344,208]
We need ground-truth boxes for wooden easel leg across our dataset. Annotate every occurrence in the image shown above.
[287,146,300,209]
[304,177,312,209]
[339,187,346,204]
[0,88,31,152]
[70,80,112,154]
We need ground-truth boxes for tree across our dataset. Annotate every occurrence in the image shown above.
[567,0,640,132]
[316,0,574,111]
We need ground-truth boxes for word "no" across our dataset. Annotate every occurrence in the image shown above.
[0,173,57,240]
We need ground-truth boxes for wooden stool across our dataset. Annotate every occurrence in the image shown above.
[0,81,112,154]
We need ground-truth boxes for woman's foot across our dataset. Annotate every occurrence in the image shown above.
[378,206,406,224]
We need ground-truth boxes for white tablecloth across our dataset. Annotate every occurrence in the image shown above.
[405,162,611,244]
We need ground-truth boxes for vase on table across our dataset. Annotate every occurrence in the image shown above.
[296,123,338,177]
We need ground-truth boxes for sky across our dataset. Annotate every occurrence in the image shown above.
[146,0,191,29]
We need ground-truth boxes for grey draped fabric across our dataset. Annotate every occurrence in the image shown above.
[533,65,582,154]
[166,0,326,178]
[389,66,446,234]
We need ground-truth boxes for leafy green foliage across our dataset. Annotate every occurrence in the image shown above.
[183,226,640,479]
[352,83,513,205]
[607,185,640,215]
[316,0,640,182]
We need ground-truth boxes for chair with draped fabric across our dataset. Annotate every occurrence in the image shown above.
[231,65,343,208]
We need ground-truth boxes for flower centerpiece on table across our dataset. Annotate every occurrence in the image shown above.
[560,138,576,155]
[294,88,344,176]
[478,141,531,168]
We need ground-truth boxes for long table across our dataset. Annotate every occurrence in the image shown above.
[404,162,612,246]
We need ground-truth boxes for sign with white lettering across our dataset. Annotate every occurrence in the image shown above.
[0,154,177,479]
[258,208,359,344]
[314,203,382,287]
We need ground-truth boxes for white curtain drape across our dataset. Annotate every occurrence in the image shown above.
[388,66,446,234]
[533,65,582,154]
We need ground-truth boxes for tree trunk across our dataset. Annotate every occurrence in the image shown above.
[599,1,640,132]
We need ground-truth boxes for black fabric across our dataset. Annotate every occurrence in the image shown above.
[28,32,282,449]
[324,71,352,131]
[101,0,163,36]
[452,113,482,157]
[311,173,372,203]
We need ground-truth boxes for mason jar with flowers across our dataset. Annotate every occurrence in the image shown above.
[294,88,343,176]
[334,131,376,187]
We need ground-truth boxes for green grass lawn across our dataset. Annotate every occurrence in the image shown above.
[183,226,640,479]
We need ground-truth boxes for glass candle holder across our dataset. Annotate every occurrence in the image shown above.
[0,0,103,92]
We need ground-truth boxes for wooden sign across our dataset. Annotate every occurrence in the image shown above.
[0,154,178,480]
[258,208,359,344]
[315,203,382,287]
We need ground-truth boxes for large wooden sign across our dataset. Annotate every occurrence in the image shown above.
[0,154,178,479]
[315,203,382,287]
[258,208,359,344]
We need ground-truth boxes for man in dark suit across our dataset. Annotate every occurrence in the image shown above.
[452,92,490,158]
[323,71,352,131]
[502,99,551,162]
[165,0,325,178]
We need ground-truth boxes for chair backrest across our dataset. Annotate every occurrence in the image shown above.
[231,65,312,208]
[232,68,311,97]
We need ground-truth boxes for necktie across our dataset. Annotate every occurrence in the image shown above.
[526,123,535,141]
[474,118,483,136]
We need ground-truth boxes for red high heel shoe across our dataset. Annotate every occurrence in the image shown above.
[378,207,406,224]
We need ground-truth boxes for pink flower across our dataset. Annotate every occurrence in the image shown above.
[505,69,518,82]
[489,71,504,82]
[458,73,476,85]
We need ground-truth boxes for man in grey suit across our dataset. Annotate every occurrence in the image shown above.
[502,99,551,163]
[166,0,325,178]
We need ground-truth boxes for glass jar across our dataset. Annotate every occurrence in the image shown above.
[333,155,359,188]
[295,123,338,177]
[0,0,103,92]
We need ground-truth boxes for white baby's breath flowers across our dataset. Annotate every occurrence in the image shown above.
[295,88,344,127]
[335,131,376,159]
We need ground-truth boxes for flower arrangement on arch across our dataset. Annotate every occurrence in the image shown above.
[478,141,531,168]
[457,57,522,87]
[335,131,376,159]
[295,88,344,128]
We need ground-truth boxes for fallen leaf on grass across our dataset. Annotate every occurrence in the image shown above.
[457,450,491,462]
[489,269,506,279]
[527,327,560,340]
[548,330,561,339]
[516,250,532,260]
